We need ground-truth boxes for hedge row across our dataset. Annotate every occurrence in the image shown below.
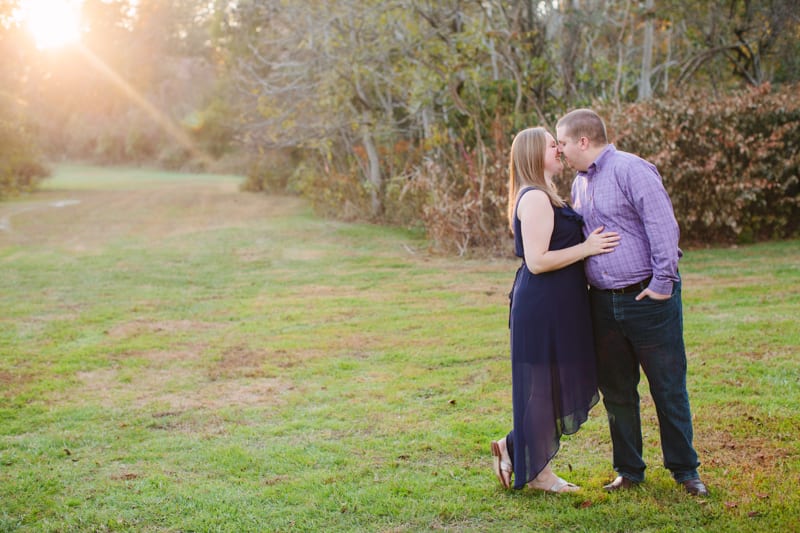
[291,83,799,253]
[600,83,799,244]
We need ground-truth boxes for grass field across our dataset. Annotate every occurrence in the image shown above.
[1,164,798,532]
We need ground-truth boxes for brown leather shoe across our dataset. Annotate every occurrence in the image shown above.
[603,476,637,491]
[680,478,709,496]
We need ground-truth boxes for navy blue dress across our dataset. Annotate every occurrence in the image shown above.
[507,187,599,489]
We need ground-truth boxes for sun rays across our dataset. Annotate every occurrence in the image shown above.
[18,0,83,49]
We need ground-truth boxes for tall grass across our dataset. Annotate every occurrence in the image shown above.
[0,165,797,531]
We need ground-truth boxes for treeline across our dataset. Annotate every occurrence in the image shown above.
[2,0,798,249]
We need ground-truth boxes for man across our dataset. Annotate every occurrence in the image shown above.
[555,109,708,496]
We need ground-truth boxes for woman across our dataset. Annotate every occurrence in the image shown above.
[491,127,619,492]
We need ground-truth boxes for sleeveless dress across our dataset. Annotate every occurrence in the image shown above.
[508,187,599,489]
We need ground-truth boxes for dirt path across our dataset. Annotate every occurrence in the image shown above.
[0,174,305,252]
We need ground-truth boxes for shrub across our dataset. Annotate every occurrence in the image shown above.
[241,149,301,194]
[598,83,800,244]
[92,130,127,164]
[157,145,193,171]
[402,141,509,255]
[0,116,50,199]
[186,100,236,159]
[295,162,373,222]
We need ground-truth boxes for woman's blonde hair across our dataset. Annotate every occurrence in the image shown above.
[507,127,565,231]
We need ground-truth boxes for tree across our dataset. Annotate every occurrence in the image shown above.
[672,0,800,89]
[0,0,50,198]
[638,0,655,100]
[20,0,226,166]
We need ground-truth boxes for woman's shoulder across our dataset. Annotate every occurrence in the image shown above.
[517,187,553,216]
[517,186,546,200]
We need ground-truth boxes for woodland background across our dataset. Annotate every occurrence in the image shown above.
[2,0,798,253]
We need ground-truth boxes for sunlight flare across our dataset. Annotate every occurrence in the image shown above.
[20,0,82,49]
[74,45,214,168]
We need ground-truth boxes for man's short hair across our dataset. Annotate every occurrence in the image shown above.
[557,109,608,145]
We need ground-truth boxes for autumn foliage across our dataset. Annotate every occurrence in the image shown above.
[416,83,800,251]
[601,83,800,244]
[300,83,800,253]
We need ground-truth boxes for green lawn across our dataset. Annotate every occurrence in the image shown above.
[0,164,798,531]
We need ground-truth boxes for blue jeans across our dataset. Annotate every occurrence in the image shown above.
[589,280,700,483]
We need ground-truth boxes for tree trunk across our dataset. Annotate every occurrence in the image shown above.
[361,118,383,217]
[638,0,654,101]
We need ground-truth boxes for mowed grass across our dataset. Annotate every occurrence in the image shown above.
[0,164,798,532]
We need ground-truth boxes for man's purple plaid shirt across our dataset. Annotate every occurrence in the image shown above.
[570,144,681,295]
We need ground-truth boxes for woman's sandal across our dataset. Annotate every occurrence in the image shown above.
[490,440,512,489]
[527,475,580,493]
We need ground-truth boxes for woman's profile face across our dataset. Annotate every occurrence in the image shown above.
[543,132,563,176]
[556,126,585,172]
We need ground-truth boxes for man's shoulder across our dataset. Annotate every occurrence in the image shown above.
[606,148,647,164]
[603,148,657,174]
